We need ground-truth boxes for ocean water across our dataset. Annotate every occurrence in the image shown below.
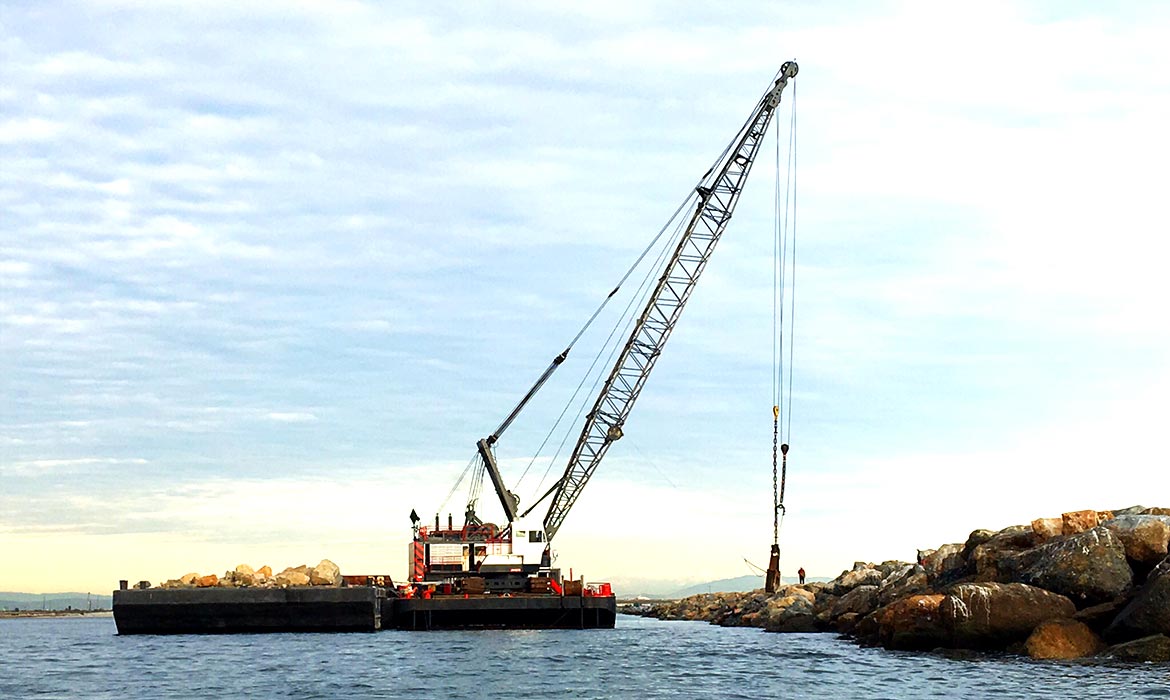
[3,615,1167,699]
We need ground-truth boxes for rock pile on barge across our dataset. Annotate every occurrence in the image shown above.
[631,506,1170,662]
[152,560,341,589]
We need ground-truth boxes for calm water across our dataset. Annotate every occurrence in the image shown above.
[3,615,1166,699]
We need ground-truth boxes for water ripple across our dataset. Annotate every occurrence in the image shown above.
[1,616,1166,698]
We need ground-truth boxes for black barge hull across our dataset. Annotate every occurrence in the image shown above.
[112,588,615,634]
[113,587,384,634]
[393,594,616,630]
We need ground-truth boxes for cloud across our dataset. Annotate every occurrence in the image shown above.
[1,1,1168,593]
[264,412,318,423]
[6,457,149,476]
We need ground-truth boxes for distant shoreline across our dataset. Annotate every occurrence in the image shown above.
[0,610,112,619]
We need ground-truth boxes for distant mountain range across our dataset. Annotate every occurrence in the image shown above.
[0,592,112,611]
[670,574,825,598]
[615,573,831,600]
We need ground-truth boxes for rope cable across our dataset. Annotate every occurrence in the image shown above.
[771,81,797,550]
[524,202,691,500]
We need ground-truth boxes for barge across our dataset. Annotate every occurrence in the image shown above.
[112,582,615,634]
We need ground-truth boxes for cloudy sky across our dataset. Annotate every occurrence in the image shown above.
[2,1,1168,595]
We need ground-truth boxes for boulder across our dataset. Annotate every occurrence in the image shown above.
[829,585,879,619]
[762,595,818,632]
[1074,598,1132,634]
[1102,514,1170,565]
[1143,507,1170,517]
[1102,634,1170,662]
[877,560,908,579]
[877,565,930,606]
[871,594,949,651]
[234,564,255,577]
[1113,505,1147,516]
[940,582,1076,650]
[829,566,884,595]
[1017,527,1132,607]
[780,585,816,605]
[1024,619,1105,659]
[1062,510,1099,535]
[258,565,273,577]
[835,612,862,635]
[1031,517,1063,542]
[311,559,341,586]
[275,568,311,587]
[160,579,189,589]
[921,543,967,585]
[196,574,218,588]
[179,572,199,586]
[1105,556,1170,642]
[971,525,1036,582]
[961,529,996,559]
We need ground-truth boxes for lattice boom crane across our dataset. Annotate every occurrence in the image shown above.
[410,62,798,593]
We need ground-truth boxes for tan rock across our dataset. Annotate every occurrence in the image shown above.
[234,564,255,577]
[1062,510,1098,535]
[1143,507,1170,517]
[1102,515,1170,564]
[179,572,199,585]
[781,586,816,604]
[196,574,218,588]
[258,565,273,577]
[310,559,341,586]
[1025,618,1105,659]
[1097,510,1115,524]
[1031,517,1062,542]
[275,569,311,587]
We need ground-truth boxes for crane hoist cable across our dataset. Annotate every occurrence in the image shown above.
[766,81,797,594]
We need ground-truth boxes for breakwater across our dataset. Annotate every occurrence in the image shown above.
[630,506,1170,662]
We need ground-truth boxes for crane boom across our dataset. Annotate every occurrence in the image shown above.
[542,61,799,540]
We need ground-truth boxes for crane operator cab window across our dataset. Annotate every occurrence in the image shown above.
[529,530,544,543]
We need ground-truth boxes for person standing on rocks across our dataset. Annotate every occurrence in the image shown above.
[798,567,806,584]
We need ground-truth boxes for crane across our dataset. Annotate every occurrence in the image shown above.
[410,62,799,594]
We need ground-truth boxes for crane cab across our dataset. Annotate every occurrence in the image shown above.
[410,515,558,593]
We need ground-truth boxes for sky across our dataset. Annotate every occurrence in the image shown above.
[2,1,1169,595]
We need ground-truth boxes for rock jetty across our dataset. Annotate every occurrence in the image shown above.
[153,560,342,589]
[633,507,1170,662]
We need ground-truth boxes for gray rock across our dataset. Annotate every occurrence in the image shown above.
[829,585,879,619]
[877,565,930,606]
[1106,555,1170,642]
[829,566,884,595]
[1017,527,1133,607]
[762,595,817,633]
[940,582,1076,650]
[1101,634,1170,662]
[971,525,1037,582]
